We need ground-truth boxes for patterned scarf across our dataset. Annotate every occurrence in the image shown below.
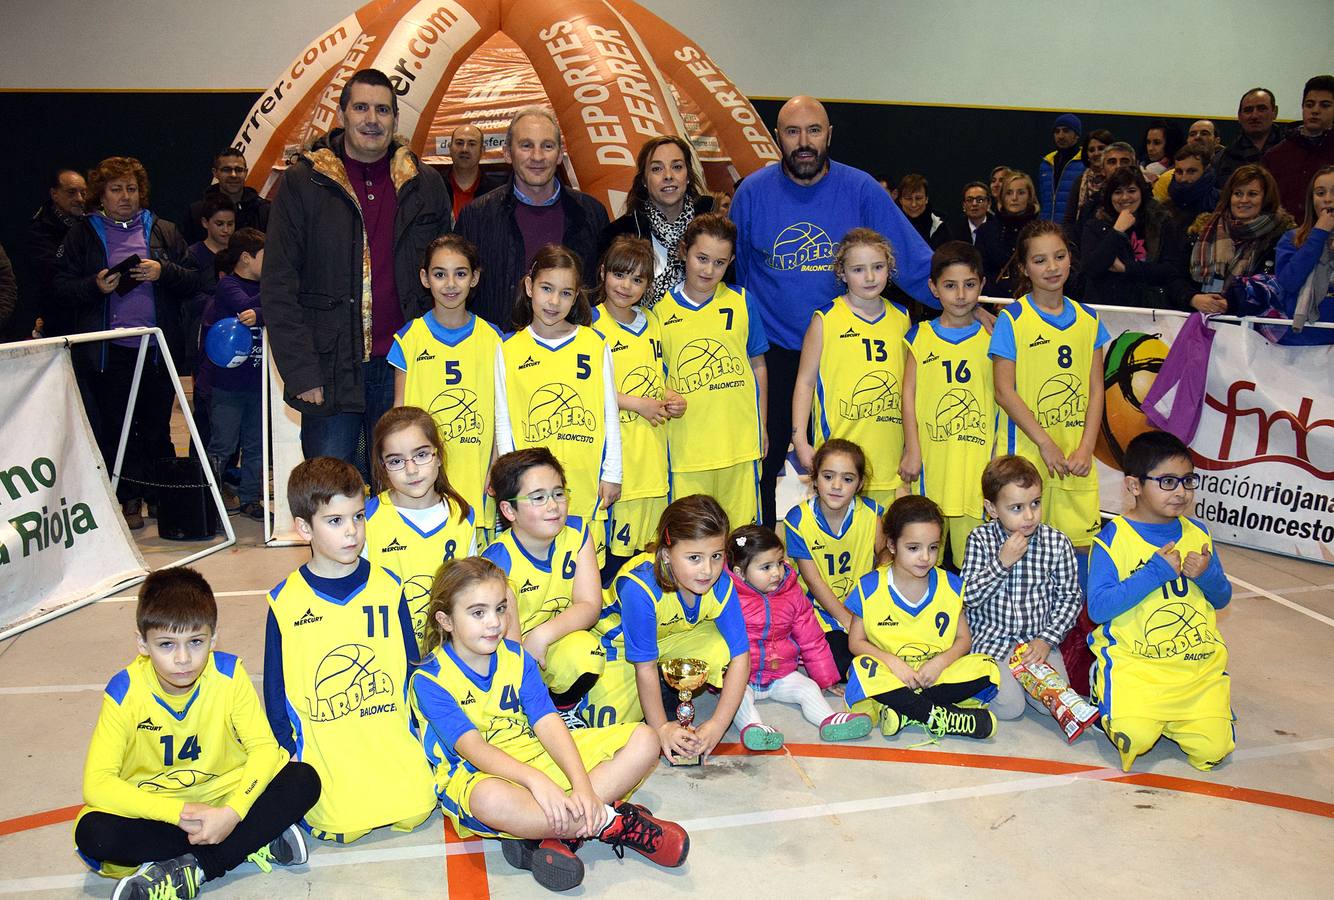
[644,192,697,308]
[1188,213,1279,284]
[1077,169,1106,211]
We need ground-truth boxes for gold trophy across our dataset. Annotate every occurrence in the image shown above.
[660,657,710,766]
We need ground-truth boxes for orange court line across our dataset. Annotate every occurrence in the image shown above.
[0,804,81,838]
[5,743,1332,848]
[443,818,491,900]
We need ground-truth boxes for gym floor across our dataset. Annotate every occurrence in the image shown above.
[3,456,1332,898]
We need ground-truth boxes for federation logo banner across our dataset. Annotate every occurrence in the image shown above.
[1094,310,1332,564]
[0,343,148,635]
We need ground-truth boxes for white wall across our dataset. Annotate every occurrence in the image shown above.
[0,0,1325,118]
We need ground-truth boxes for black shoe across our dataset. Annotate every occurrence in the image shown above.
[926,704,996,739]
[238,501,265,521]
[501,837,584,891]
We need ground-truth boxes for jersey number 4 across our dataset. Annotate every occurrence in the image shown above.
[499,684,521,712]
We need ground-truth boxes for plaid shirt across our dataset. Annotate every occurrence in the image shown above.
[961,521,1083,659]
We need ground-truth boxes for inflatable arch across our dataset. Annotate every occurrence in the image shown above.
[229,0,780,214]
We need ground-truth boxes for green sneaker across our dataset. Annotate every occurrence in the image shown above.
[878,708,903,737]
[247,824,309,872]
[111,854,204,900]
[741,723,784,751]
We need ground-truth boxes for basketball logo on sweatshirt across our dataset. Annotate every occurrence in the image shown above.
[926,388,984,444]
[1035,373,1086,429]
[770,222,833,272]
[308,643,395,722]
[430,388,483,442]
[618,365,665,423]
[671,339,744,394]
[524,382,596,444]
[839,370,900,422]
[1134,601,1220,660]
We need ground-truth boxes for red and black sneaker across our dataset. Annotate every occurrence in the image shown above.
[500,837,584,892]
[599,802,690,868]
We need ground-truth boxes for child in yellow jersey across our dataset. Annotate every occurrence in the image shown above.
[989,220,1109,562]
[481,448,607,724]
[496,244,621,533]
[900,242,996,569]
[587,495,752,763]
[592,236,686,582]
[76,569,319,900]
[409,558,688,892]
[793,228,911,509]
[845,496,1000,740]
[391,235,502,541]
[365,406,477,648]
[782,438,885,681]
[264,458,437,844]
[1089,431,1233,772]
[659,214,768,528]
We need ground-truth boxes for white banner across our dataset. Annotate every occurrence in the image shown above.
[0,344,148,634]
[1094,309,1333,564]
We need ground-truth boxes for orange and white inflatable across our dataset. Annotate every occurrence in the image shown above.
[229,0,779,214]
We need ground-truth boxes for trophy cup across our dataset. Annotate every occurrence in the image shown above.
[660,657,710,766]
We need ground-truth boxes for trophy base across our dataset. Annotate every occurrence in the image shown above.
[668,753,702,767]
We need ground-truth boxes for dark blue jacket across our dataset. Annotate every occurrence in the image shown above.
[1038,149,1084,223]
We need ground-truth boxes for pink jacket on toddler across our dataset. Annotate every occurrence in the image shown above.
[730,566,840,690]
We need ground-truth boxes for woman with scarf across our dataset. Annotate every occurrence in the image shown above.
[53,157,199,530]
[1274,165,1334,345]
[1184,164,1294,314]
[1062,129,1115,229]
[600,135,716,308]
[1164,144,1220,231]
[1080,167,1190,309]
[975,171,1040,297]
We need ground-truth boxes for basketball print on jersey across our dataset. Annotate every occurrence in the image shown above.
[307,643,395,722]
[839,370,901,423]
[429,388,484,443]
[618,365,665,423]
[403,575,434,640]
[139,769,219,792]
[525,381,597,444]
[672,339,746,393]
[1036,372,1086,428]
[770,222,834,272]
[1135,599,1222,660]
[927,388,984,443]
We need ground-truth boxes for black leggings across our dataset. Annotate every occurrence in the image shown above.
[825,631,854,683]
[74,762,320,882]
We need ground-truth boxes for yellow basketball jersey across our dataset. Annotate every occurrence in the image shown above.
[502,326,608,519]
[365,492,475,647]
[846,567,965,663]
[905,319,995,517]
[657,284,762,472]
[994,296,1100,465]
[597,552,738,659]
[592,306,669,502]
[267,566,436,836]
[1089,516,1230,721]
[392,314,502,514]
[782,496,883,633]
[811,297,912,492]
[480,516,589,635]
[80,653,287,821]
[410,640,550,787]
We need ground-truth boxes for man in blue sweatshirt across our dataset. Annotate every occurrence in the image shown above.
[729,95,934,526]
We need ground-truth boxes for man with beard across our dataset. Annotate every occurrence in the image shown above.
[14,168,86,339]
[182,149,271,243]
[264,68,450,476]
[729,95,933,526]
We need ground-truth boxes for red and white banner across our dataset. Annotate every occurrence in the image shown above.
[1094,309,1333,564]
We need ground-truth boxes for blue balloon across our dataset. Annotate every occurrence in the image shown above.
[204,317,254,368]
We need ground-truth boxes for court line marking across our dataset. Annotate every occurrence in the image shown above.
[1230,575,1334,629]
[2,737,1331,895]
[1230,582,1334,601]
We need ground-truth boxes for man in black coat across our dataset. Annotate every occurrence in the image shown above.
[13,168,87,340]
[455,107,609,329]
[262,68,450,475]
[181,149,272,244]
